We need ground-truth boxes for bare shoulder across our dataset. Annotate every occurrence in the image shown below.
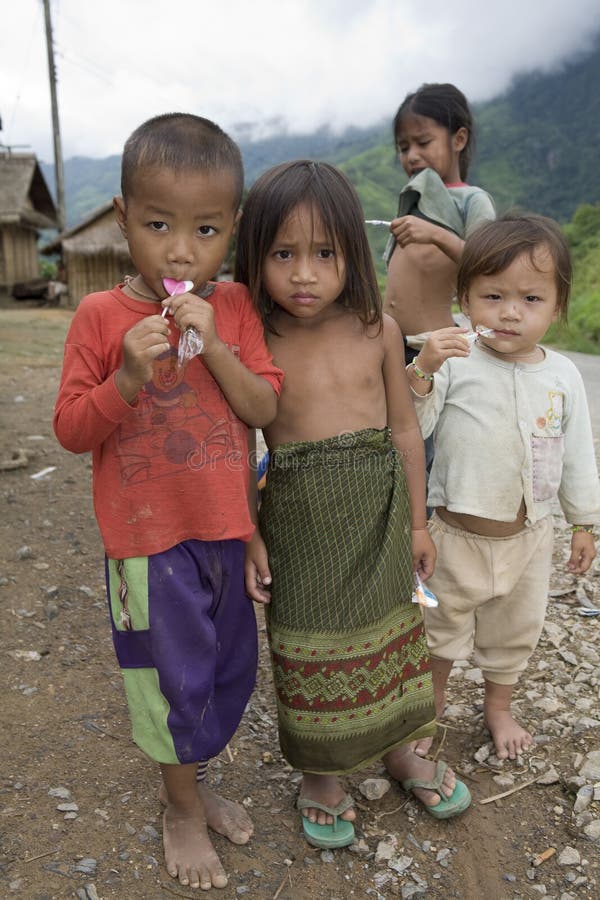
[382,313,404,347]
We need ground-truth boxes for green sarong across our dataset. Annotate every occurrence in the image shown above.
[260,428,435,774]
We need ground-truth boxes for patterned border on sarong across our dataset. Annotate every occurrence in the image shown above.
[269,605,432,736]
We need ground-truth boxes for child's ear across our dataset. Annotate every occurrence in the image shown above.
[113,197,127,237]
[231,209,242,235]
[452,127,469,153]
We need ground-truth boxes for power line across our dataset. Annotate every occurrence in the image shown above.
[5,2,43,142]
[55,48,115,85]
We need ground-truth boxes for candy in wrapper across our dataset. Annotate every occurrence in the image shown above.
[161,278,204,366]
[465,325,495,345]
[178,326,204,367]
[412,572,439,608]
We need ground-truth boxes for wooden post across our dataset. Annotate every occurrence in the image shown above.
[43,0,66,232]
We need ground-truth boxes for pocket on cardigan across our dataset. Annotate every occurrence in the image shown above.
[531,434,564,502]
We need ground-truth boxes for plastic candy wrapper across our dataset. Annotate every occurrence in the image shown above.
[465,325,495,345]
[365,219,391,227]
[161,278,204,367]
[412,572,439,608]
[178,326,204,368]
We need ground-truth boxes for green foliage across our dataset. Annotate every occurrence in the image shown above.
[39,258,57,279]
[547,203,600,353]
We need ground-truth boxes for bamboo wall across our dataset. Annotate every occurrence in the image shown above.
[64,248,132,306]
[0,225,40,288]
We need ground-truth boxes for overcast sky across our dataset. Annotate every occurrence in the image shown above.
[1,0,598,162]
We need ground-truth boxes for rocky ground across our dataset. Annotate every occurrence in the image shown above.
[1,303,599,900]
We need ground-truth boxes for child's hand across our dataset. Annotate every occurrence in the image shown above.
[567,531,596,575]
[245,530,272,604]
[116,315,170,402]
[415,326,471,375]
[412,527,436,581]
[391,215,439,248]
[163,291,220,355]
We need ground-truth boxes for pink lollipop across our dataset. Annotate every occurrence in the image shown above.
[161,278,194,317]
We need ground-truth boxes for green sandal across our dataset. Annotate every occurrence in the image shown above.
[401,760,471,819]
[297,793,355,849]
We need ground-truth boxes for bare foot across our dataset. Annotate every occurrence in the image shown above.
[163,801,228,890]
[299,773,356,826]
[411,735,434,757]
[484,707,534,760]
[384,747,456,809]
[159,781,253,845]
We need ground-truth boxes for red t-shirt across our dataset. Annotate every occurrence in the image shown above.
[54,283,283,558]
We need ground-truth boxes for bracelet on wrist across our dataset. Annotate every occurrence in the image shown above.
[407,361,434,381]
[570,524,594,534]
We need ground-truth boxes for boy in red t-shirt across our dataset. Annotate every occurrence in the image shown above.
[54,114,283,890]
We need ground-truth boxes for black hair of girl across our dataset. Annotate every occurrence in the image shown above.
[393,83,474,181]
[235,160,382,330]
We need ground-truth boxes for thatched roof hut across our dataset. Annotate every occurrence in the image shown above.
[0,153,58,290]
[43,200,133,306]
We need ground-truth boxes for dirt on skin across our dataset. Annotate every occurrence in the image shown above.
[1,303,599,900]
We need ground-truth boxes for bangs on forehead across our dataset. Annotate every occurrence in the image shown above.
[278,200,339,249]
[457,214,572,320]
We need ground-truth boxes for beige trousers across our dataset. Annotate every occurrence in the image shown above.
[424,513,554,685]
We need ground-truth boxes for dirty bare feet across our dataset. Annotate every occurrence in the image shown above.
[299,773,356,826]
[159,780,254,845]
[160,762,228,890]
[384,746,456,809]
[197,783,253,845]
[484,707,534,760]
[412,735,434,757]
[163,800,227,890]
[484,679,534,760]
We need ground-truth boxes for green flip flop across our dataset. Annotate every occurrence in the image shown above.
[401,760,472,819]
[297,793,355,849]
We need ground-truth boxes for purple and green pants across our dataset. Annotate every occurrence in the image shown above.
[105,539,257,765]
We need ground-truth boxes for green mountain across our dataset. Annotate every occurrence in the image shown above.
[470,43,600,219]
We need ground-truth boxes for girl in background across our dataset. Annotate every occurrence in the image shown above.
[384,82,495,357]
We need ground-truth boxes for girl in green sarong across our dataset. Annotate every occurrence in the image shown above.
[236,160,471,849]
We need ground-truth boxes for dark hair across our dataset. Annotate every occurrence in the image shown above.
[457,213,572,320]
[120,113,243,208]
[235,160,381,329]
[393,83,474,180]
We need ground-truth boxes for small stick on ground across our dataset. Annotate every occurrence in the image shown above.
[21,850,58,864]
[432,723,448,761]
[273,863,293,900]
[225,743,234,763]
[479,775,542,805]
[376,799,411,819]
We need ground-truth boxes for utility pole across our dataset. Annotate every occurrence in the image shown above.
[43,0,66,232]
